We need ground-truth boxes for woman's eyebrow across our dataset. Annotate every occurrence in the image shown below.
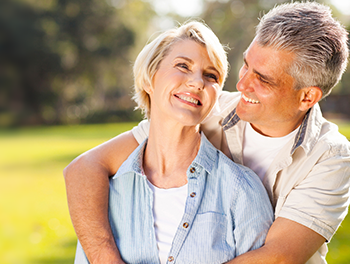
[175,56,193,63]
[175,56,220,75]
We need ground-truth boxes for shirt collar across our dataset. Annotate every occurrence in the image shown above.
[291,103,323,155]
[115,133,217,178]
[221,103,324,155]
[191,133,217,175]
[114,139,146,178]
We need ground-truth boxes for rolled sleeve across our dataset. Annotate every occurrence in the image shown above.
[278,153,350,241]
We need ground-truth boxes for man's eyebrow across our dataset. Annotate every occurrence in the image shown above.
[254,69,276,85]
[243,53,277,86]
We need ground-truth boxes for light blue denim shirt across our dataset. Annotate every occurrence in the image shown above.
[75,133,274,264]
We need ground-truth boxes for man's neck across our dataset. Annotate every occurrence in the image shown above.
[250,116,305,137]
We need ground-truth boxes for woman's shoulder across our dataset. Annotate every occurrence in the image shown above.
[213,149,266,192]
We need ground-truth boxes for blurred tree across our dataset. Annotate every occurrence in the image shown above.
[0,0,155,126]
[0,0,62,126]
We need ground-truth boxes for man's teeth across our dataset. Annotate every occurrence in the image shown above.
[177,95,199,105]
[242,94,260,104]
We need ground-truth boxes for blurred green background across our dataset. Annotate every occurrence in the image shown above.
[0,123,137,264]
[1,0,350,263]
[0,122,349,264]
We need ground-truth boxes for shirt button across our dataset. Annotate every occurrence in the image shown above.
[190,192,196,198]
[168,256,174,262]
[190,167,196,173]
[183,222,189,228]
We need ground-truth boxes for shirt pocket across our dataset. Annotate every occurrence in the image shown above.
[177,212,233,264]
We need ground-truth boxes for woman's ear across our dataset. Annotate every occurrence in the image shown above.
[299,87,323,111]
[144,82,153,95]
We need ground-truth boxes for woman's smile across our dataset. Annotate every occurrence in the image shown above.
[174,92,202,106]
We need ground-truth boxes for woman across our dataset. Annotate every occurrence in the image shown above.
[74,21,273,264]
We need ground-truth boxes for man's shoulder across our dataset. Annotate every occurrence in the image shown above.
[302,104,350,157]
[204,90,240,121]
[318,119,350,155]
[312,106,350,152]
[217,90,241,115]
[200,91,241,148]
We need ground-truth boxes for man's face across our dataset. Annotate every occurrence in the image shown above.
[235,40,306,137]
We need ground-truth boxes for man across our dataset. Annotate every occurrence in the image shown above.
[64,2,350,264]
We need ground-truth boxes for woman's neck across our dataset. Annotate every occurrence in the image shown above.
[143,121,201,189]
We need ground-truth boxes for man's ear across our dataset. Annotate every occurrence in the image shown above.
[299,87,323,111]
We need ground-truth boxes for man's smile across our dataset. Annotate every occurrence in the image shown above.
[242,94,260,104]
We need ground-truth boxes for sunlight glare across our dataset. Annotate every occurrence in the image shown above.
[330,0,350,15]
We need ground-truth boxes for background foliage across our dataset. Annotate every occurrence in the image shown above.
[1,0,350,127]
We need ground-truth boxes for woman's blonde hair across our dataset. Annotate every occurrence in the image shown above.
[132,20,228,119]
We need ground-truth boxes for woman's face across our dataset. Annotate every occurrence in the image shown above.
[148,39,221,127]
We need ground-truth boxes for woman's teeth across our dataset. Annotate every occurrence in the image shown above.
[177,95,199,105]
[242,94,260,104]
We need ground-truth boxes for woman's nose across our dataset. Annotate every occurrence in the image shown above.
[187,72,204,90]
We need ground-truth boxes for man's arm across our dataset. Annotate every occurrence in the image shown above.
[64,131,139,263]
[227,217,325,264]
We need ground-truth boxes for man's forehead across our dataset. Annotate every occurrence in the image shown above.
[243,40,296,86]
[248,41,293,65]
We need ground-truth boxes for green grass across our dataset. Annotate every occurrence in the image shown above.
[0,122,137,264]
[0,121,349,264]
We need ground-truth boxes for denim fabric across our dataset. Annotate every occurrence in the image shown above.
[75,133,273,264]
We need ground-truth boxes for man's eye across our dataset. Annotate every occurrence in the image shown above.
[258,76,269,84]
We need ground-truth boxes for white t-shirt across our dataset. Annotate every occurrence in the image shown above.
[243,122,299,181]
[146,180,188,264]
[133,120,299,182]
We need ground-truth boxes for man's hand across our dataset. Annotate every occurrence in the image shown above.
[64,131,139,263]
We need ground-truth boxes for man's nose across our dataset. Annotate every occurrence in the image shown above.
[236,71,253,93]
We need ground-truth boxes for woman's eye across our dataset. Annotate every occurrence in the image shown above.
[205,73,218,82]
[176,63,189,70]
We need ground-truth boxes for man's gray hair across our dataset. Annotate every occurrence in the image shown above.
[255,1,349,98]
